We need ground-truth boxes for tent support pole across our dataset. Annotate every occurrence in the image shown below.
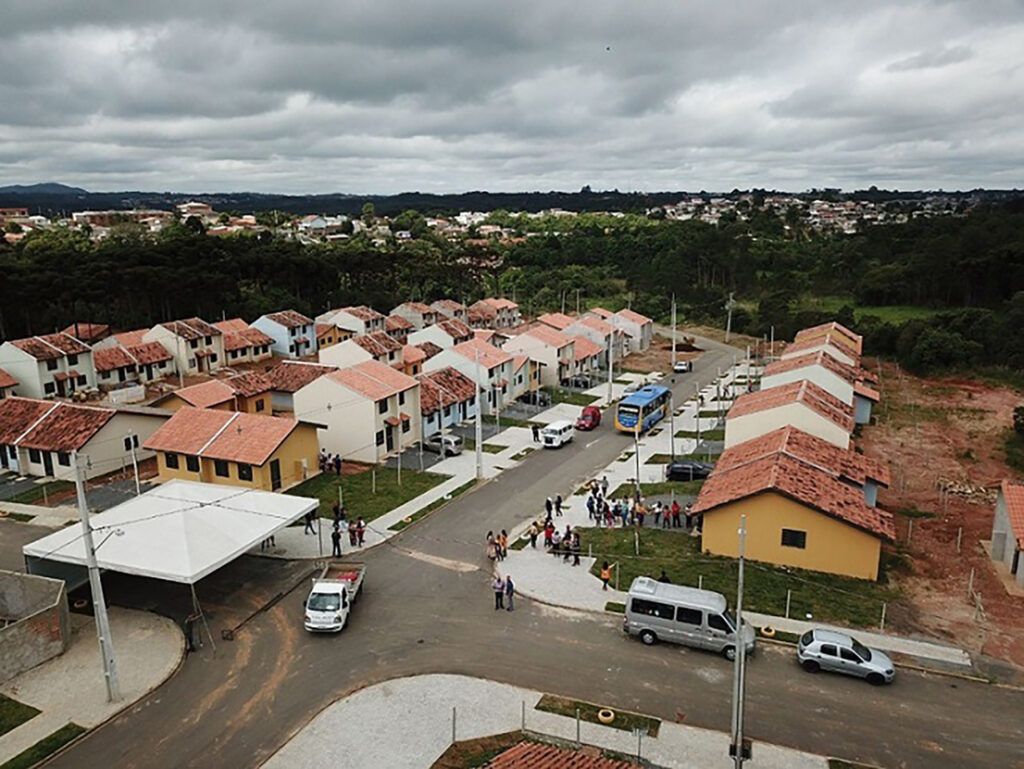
[191,584,216,654]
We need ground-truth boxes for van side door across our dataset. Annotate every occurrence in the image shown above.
[674,606,706,649]
[706,612,734,653]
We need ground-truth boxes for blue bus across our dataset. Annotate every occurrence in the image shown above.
[615,385,671,433]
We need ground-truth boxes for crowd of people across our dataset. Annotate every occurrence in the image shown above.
[318,449,344,476]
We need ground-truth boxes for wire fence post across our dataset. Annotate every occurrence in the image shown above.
[698,575,703,590]
[451,706,456,744]
[906,517,913,546]
[785,589,792,620]
[615,562,620,591]
[576,708,581,746]
[521,700,525,731]
[635,728,643,760]
[372,467,377,495]
[879,602,887,631]
[967,567,975,600]
[634,530,639,556]
[956,526,963,554]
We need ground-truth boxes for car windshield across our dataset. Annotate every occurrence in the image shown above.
[722,610,736,631]
[851,639,872,661]
[308,593,340,612]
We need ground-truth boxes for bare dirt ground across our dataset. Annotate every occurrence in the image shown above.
[620,333,704,375]
[860,359,1024,667]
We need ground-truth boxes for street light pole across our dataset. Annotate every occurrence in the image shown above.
[671,294,677,368]
[730,515,748,767]
[669,393,676,462]
[606,337,614,405]
[127,434,140,496]
[72,451,121,703]
[474,350,484,481]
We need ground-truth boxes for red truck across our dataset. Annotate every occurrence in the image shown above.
[575,405,602,431]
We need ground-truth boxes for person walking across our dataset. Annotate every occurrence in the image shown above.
[499,530,509,560]
[555,494,563,516]
[331,524,342,557]
[545,496,553,517]
[504,575,515,611]
[348,519,357,547]
[571,533,581,567]
[528,523,539,548]
[492,575,505,610]
[544,521,555,548]
[601,560,612,590]
[600,475,609,497]
[658,569,672,584]
[304,510,316,535]
[531,423,540,442]
[671,499,681,529]
[356,517,366,546]
[652,502,661,528]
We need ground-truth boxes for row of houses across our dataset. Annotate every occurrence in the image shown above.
[692,321,896,582]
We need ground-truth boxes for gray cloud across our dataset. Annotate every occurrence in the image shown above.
[0,1,1021,193]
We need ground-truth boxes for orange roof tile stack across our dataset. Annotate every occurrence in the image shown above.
[571,335,603,361]
[354,331,403,357]
[488,741,636,769]
[60,322,110,343]
[615,308,652,325]
[521,324,572,349]
[536,312,574,330]
[127,341,173,365]
[17,403,115,452]
[0,397,58,445]
[437,318,473,340]
[794,321,862,355]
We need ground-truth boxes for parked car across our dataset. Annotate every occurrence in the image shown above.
[576,405,602,431]
[564,375,593,389]
[423,434,463,455]
[672,360,693,373]
[665,459,714,481]
[540,420,575,448]
[623,381,645,395]
[796,629,894,685]
[303,561,365,633]
[517,390,552,407]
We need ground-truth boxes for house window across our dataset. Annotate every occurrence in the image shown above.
[205,336,212,345]
[44,382,55,395]
[102,370,111,379]
[57,452,70,466]
[8,446,15,459]
[46,359,58,371]
[185,455,200,472]
[190,339,199,349]
[378,399,388,414]
[398,391,405,406]
[402,419,410,434]
[77,375,87,386]
[68,354,78,365]
[165,453,180,469]
[230,350,238,359]
[237,463,253,481]
[214,460,229,477]
[290,327,297,336]
[468,395,475,407]
[209,353,218,363]
[158,361,166,369]
[289,344,295,354]
[375,430,384,446]
[781,528,807,549]
[254,399,265,412]
[29,448,41,463]
[388,351,396,361]
[443,405,452,418]
[123,435,139,451]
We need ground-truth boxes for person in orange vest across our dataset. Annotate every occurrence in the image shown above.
[601,561,612,590]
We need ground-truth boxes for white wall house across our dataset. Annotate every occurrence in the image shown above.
[0,333,97,399]
[431,300,469,323]
[502,326,574,388]
[317,306,387,337]
[422,338,514,416]
[143,318,225,377]
[407,319,474,350]
[566,315,624,361]
[609,309,654,353]
[390,302,440,330]
[761,354,856,405]
[417,367,478,438]
[724,380,854,450]
[469,298,521,330]
[252,310,318,359]
[781,334,859,368]
[990,480,1024,589]
[318,332,403,370]
[293,360,421,464]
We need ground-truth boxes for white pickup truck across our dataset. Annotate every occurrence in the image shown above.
[303,560,366,633]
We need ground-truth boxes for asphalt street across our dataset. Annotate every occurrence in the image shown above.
[13,333,1024,769]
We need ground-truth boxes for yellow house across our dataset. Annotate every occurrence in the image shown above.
[143,406,321,492]
[315,322,351,351]
[693,451,894,581]
[153,372,274,415]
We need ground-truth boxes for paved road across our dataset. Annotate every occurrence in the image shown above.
[33,335,1024,769]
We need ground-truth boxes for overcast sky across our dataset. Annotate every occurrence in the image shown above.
[2,1,1023,194]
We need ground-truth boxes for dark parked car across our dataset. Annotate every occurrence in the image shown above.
[665,460,714,481]
[564,375,593,389]
[518,390,552,407]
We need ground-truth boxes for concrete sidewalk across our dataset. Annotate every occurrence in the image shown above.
[263,673,827,769]
[0,607,184,764]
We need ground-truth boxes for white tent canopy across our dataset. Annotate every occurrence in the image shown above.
[23,480,318,584]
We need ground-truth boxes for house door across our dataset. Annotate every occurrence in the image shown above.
[0,446,7,470]
[1013,548,1021,576]
[42,452,54,477]
[385,426,395,452]
[270,459,281,491]
[118,368,127,382]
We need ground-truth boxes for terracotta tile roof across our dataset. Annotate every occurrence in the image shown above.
[764,350,861,386]
[222,332,250,353]
[243,328,273,346]
[1001,480,1024,546]
[512,354,529,372]
[468,307,495,322]
[60,322,109,343]
[15,401,115,452]
[589,307,613,319]
[126,341,172,365]
[520,324,573,349]
[481,296,518,310]
[728,380,855,433]
[537,312,574,330]
[327,359,417,400]
[213,318,250,334]
[854,380,881,402]
[265,309,313,328]
[143,407,299,466]
[432,299,466,314]
[715,426,890,488]
[693,452,895,541]
[266,361,337,393]
[415,341,443,360]
[0,367,17,389]
[226,371,274,398]
[473,329,496,342]
[571,335,603,361]
[783,333,860,363]
[340,305,385,322]
[576,314,615,336]
[94,346,137,373]
[167,380,235,408]
[114,329,148,347]
[161,317,221,340]
[394,301,434,315]
[417,367,477,414]
[0,397,57,445]
[353,331,403,357]
[452,337,513,369]
[794,322,862,354]
[488,741,635,769]
[402,345,426,366]
[315,322,334,337]
[437,318,473,340]
[9,333,90,360]
[386,315,414,332]
[615,308,653,325]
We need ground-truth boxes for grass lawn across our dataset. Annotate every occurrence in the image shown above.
[581,527,897,628]
[676,428,725,441]
[388,479,477,531]
[3,512,34,522]
[464,438,506,454]
[482,414,538,429]
[0,723,85,769]
[605,601,626,613]
[6,481,75,505]
[698,410,729,419]
[645,452,718,465]
[809,296,941,324]
[607,480,705,499]
[535,694,660,738]
[543,386,599,407]
[0,695,39,737]
[287,468,450,523]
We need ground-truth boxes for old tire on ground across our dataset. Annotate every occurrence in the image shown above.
[802,660,820,673]
[760,626,776,638]
[639,630,657,646]
[598,709,615,724]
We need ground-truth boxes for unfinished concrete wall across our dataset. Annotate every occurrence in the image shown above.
[0,570,70,684]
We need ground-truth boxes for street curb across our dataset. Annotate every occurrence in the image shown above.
[37,614,187,768]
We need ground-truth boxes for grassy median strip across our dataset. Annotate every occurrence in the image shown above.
[0,723,85,769]
[387,479,477,531]
[604,602,626,613]
[288,469,450,524]
[2,512,34,523]
[535,695,660,738]
[608,480,705,499]
[510,447,535,461]
[580,527,898,628]
[5,481,74,505]
[0,695,40,737]
[676,428,725,441]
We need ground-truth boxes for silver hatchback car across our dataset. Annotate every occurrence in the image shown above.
[797,629,895,685]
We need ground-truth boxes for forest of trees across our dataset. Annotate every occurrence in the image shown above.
[1,200,1023,380]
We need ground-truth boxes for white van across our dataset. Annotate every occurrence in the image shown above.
[623,577,755,660]
[540,420,574,448]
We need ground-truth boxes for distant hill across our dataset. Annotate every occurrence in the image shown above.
[0,182,89,196]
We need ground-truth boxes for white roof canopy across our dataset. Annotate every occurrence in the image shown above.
[23,480,318,584]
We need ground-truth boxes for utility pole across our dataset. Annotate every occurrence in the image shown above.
[730,515,749,767]
[127,434,140,496]
[606,338,614,405]
[671,294,677,368]
[560,290,566,315]
[633,421,642,501]
[724,292,736,343]
[72,451,121,703]
[575,288,581,316]
[769,325,775,361]
[474,350,484,481]
[669,392,676,462]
